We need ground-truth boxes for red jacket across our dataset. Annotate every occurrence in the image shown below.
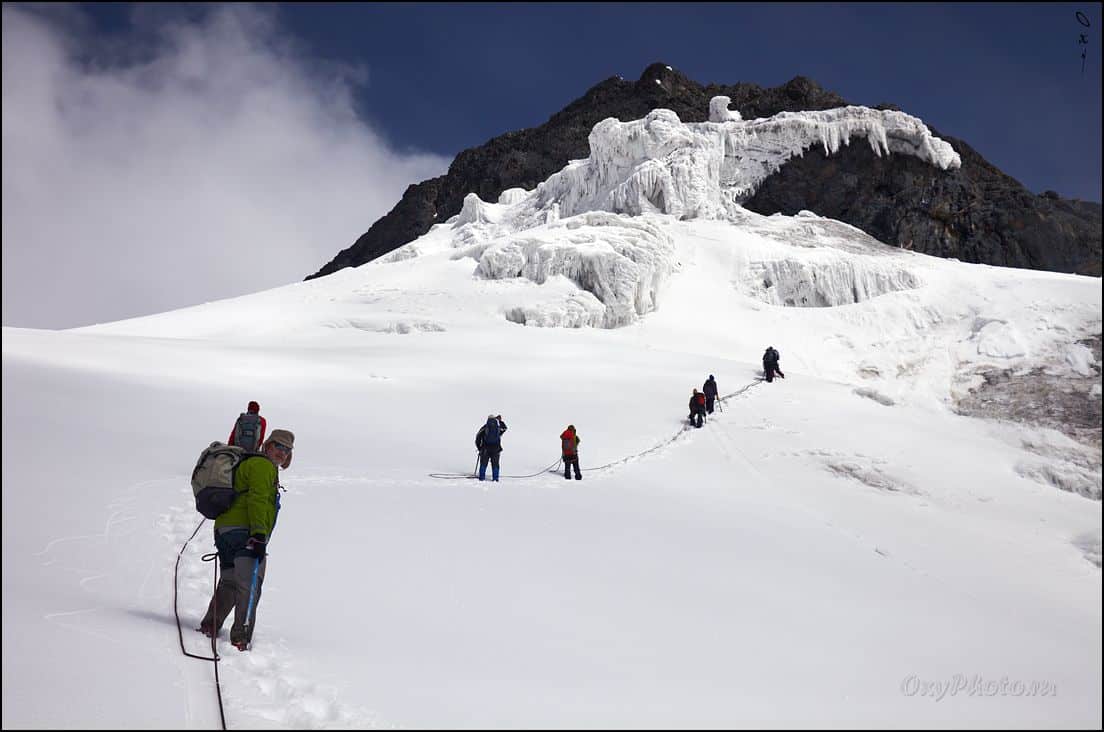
[560,429,580,456]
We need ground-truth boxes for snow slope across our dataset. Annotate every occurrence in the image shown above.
[2,102,1100,729]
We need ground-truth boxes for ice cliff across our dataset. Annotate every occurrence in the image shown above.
[401,98,960,328]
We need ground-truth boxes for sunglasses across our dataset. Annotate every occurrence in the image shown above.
[270,442,292,454]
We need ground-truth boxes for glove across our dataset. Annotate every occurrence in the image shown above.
[244,533,267,559]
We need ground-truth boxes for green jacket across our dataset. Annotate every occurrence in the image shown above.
[214,455,279,538]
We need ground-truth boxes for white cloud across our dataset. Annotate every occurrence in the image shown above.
[2,4,449,329]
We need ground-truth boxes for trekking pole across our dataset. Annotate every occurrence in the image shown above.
[241,557,261,646]
[717,396,724,413]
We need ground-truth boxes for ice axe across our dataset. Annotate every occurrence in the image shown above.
[239,557,261,649]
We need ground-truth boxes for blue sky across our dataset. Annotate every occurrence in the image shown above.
[2,3,1100,329]
[83,2,1102,201]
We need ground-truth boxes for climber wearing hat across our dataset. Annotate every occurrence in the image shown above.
[702,375,719,414]
[763,347,784,383]
[474,414,508,481]
[199,427,295,651]
[689,389,707,428]
[228,400,267,452]
[560,424,582,480]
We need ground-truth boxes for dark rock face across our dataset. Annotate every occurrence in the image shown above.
[745,127,1103,275]
[307,63,1101,280]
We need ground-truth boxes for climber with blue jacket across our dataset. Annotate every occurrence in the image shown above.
[475,415,508,481]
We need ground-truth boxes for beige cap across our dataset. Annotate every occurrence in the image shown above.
[268,429,295,449]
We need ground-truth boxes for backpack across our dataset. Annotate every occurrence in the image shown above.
[232,412,262,452]
[191,442,247,519]
[695,393,706,407]
[483,419,501,447]
[561,433,576,456]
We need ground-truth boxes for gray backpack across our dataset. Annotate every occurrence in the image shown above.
[191,442,247,519]
[232,412,262,452]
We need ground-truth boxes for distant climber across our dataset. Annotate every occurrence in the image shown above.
[228,401,266,452]
[475,414,508,481]
[560,425,582,480]
[689,389,707,428]
[763,347,785,383]
[703,375,719,414]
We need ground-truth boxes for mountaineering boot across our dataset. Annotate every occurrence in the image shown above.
[231,627,250,651]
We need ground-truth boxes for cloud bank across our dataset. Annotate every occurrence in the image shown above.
[2,4,449,329]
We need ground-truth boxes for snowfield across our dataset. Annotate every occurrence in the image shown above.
[3,101,1100,729]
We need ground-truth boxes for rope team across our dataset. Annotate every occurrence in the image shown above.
[434,355,784,481]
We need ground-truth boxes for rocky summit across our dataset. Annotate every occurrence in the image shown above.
[306,63,1101,281]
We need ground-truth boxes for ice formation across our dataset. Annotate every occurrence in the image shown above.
[743,257,921,307]
[469,213,675,328]
[709,95,743,123]
[427,98,960,328]
[455,192,500,226]
[497,188,529,205]
[527,99,959,221]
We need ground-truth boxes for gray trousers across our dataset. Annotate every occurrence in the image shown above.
[201,528,267,645]
[202,555,266,644]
